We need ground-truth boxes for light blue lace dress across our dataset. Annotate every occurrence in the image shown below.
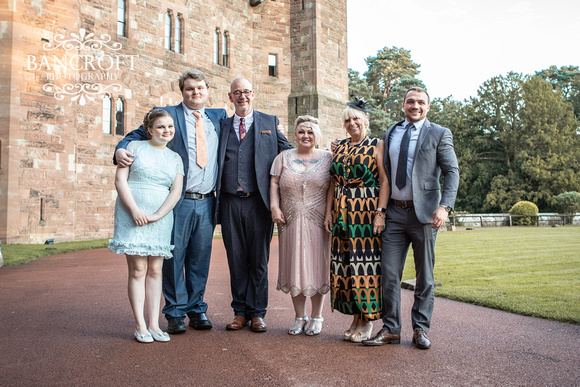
[109,141,184,258]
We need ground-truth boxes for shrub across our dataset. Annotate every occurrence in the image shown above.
[509,201,539,226]
[554,192,580,214]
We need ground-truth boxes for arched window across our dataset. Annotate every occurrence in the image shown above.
[164,12,172,50]
[175,14,182,53]
[214,28,220,64]
[222,31,229,67]
[102,95,112,134]
[115,97,125,136]
[117,0,126,36]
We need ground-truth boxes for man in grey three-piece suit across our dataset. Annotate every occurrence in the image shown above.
[216,78,292,333]
[363,87,459,349]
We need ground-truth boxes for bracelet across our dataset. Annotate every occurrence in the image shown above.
[375,211,386,218]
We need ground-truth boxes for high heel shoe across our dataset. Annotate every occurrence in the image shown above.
[305,317,323,336]
[350,321,373,343]
[343,317,359,341]
[288,315,309,335]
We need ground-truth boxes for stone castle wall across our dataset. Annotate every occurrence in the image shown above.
[0,0,348,243]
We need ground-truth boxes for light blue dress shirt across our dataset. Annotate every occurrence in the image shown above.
[389,118,426,201]
[182,103,219,194]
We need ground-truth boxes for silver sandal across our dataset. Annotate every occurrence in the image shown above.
[289,315,309,335]
[305,317,324,336]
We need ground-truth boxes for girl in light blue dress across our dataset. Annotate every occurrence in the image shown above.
[109,109,184,343]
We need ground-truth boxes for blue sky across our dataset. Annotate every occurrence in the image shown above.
[347,0,580,101]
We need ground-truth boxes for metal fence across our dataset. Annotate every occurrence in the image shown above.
[447,213,580,228]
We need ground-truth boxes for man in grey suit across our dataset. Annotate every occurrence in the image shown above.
[216,78,292,333]
[363,87,459,349]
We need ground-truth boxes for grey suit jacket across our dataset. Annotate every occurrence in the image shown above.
[383,119,459,224]
[215,110,292,224]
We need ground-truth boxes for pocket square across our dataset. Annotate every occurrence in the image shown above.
[261,130,271,135]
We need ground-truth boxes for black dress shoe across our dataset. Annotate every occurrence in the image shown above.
[189,312,213,330]
[167,318,187,334]
[412,328,431,349]
[361,328,401,346]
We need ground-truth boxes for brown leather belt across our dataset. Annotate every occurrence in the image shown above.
[184,191,214,200]
[389,198,414,208]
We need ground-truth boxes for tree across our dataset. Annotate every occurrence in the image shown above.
[536,65,580,119]
[554,192,580,214]
[481,76,580,211]
[517,76,580,208]
[348,69,373,102]
[364,47,420,101]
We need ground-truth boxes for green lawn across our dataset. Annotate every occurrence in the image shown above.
[402,227,580,324]
[2,227,579,324]
[1,239,109,266]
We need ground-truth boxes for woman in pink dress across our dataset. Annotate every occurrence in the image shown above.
[270,116,332,336]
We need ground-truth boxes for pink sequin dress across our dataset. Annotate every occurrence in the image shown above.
[270,149,332,297]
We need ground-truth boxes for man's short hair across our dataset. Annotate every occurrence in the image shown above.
[404,87,430,104]
[178,69,209,91]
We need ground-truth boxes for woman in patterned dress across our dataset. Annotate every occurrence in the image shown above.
[270,116,332,336]
[324,99,389,343]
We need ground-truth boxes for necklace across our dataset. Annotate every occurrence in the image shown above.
[342,137,367,179]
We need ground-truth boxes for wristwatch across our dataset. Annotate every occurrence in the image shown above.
[441,205,451,213]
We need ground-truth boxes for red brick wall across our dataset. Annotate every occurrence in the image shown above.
[0,0,347,243]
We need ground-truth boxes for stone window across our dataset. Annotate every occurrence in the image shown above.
[102,95,112,134]
[115,98,125,136]
[39,197,46,225]
[268,54,278,77]
[214,28,220,64]
[117,0,126,37]
[164,11,172,50]
[175,14,183,54]
[222,31,229,67]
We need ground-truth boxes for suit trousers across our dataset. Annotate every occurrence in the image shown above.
[381,204,437,334]
[162,196,215,320]
[220,193,273,319]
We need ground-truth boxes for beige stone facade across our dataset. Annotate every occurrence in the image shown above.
[0,0,347,243]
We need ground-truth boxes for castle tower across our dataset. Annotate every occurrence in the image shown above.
[289,0,348,147]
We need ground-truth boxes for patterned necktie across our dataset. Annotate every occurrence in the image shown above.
[395,123,414,190]
[239,117,247,142]
[192,111,207,168]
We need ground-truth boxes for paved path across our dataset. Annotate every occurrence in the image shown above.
[0,238,578,386]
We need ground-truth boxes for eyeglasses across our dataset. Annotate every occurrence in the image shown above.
[232,90,253,97]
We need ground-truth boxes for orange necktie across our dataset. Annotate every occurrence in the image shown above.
[192,111,207,168]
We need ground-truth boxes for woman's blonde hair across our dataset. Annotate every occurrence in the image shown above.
[341,106,369,135]
[294,115,322,146]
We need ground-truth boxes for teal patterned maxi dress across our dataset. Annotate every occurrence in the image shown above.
[329,137,382,320]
